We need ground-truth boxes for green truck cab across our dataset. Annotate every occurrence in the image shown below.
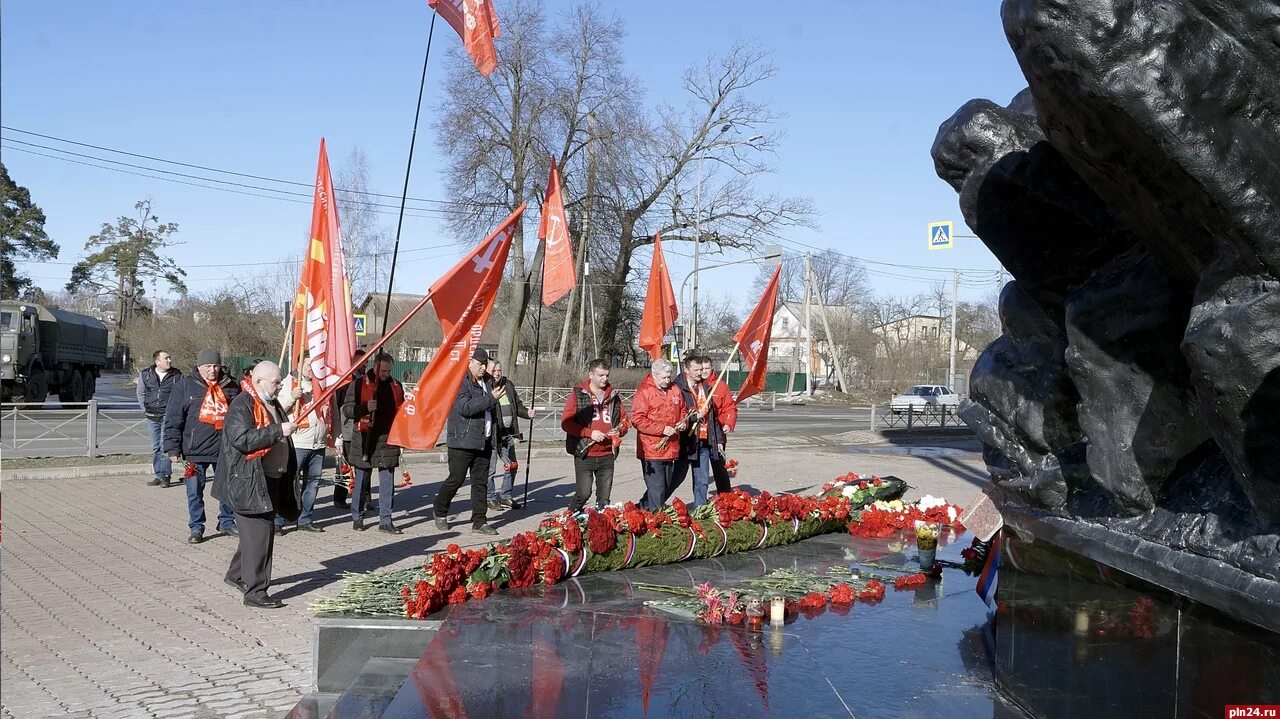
[0,302,109,405]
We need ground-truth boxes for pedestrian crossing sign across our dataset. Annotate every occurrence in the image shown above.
[353,314,367,336]
[928,221,954,250]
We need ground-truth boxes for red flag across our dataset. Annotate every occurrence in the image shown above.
[733,264,781,403]
[539,156,575,306]
[387,205,524,449]
[638,233,678,360]
[292,139,356,396]
[428,0,501,76]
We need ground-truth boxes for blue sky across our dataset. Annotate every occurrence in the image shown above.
[3,1,1028,309]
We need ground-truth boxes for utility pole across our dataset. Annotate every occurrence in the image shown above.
[804,254,814,396]
[809,260,848,394]
[576,243,588,362]
[558,114,596,363]
[948,269,959,389]
[588,283,600,358]
[690,154,704,351]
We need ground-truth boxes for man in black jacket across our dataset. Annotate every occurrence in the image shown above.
[669,353,722,509]
[212,361,298,609]
[137,349,182,487]
[484,360,535,511]
[435,348,504,535]
[164,348,240,544]
[342,353,406,534]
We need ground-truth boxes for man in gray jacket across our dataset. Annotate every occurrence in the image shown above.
[434,348,504,535]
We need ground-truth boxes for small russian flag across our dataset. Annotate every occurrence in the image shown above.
[975,528,1002,609]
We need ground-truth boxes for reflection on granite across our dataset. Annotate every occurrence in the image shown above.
[299,530,1279,718]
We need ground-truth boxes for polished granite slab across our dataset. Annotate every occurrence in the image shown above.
[292,528,1280,718]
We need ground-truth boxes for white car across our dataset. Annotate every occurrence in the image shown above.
[889,385,960,414]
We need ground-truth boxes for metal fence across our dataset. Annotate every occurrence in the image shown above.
[2,388,781,458]
[1,401,153,458]
[868,403,967,431]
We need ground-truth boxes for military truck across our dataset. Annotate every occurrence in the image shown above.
[0,302,109,406]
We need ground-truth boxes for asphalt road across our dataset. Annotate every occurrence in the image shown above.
[1,372,878,459]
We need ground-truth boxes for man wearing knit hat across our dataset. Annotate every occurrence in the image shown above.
[163,348,241,544]
[434,347,504,535]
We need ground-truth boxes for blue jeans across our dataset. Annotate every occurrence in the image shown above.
[487,436,518,502]
[147,419,171,481]
[185,462,235,534]
[353,467,394,525]
[278,447,323,527]
[639,460,676,511]
[671,444,713,509]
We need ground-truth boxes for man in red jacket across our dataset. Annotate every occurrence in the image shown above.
[632,358,687,510]
[703,355,739,494]
[561,358,629,512]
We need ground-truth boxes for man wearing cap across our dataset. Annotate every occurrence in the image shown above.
[163,348,241,544]
[435,348,504,535]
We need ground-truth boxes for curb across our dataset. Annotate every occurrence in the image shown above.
[1,430,975,481]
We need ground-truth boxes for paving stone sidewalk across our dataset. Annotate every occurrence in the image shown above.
[1,444,987,718]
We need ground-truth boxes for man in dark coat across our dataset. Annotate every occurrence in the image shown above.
[435,348,503,535]
[212,361,298,609]
[164,348,240,544]
[137,349,182,487]
[669,353,723,509]
[485,360,534,511]
[342,352,406,534]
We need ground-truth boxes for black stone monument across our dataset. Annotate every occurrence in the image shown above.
[934,0,1280,632]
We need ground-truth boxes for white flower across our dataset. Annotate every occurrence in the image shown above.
[833,480,847,488]
[841,486,857,498]
[947,506,958,522]
[917,494,948,511]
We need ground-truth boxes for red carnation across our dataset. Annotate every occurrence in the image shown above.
[800,591,827,609]
[858,579,886,602]
[448,585,469,605]
[585,512,617,555]
[469,582,491,600]
[893,572,928,590]
[829,583,855,604]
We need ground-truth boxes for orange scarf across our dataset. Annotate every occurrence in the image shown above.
[244,392,274,461]
[355,376,404,433]
[198,380,229,430]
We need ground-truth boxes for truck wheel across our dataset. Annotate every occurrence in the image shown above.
[67,371,85,405]
[83,370,97,400]
[27,369,49,406]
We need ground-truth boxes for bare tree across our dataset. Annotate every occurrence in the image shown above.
[593,42,814,356]
[335,148,391,303]
[751,249,869,306]
[434,4,812,367]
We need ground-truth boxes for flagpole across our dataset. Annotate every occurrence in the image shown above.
[521,299,543,506]
[297,288,434,423]
[380,14,437,336]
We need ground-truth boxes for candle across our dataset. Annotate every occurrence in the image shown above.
[770,596,786,623]
[1074,609,1089,636]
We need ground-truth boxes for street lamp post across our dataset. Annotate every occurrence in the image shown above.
[690,129,765,350]
[680,243,782,356]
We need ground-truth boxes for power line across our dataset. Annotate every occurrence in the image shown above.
[2,140,469,220]
[2,125,463,207]
[2,144,459,223]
